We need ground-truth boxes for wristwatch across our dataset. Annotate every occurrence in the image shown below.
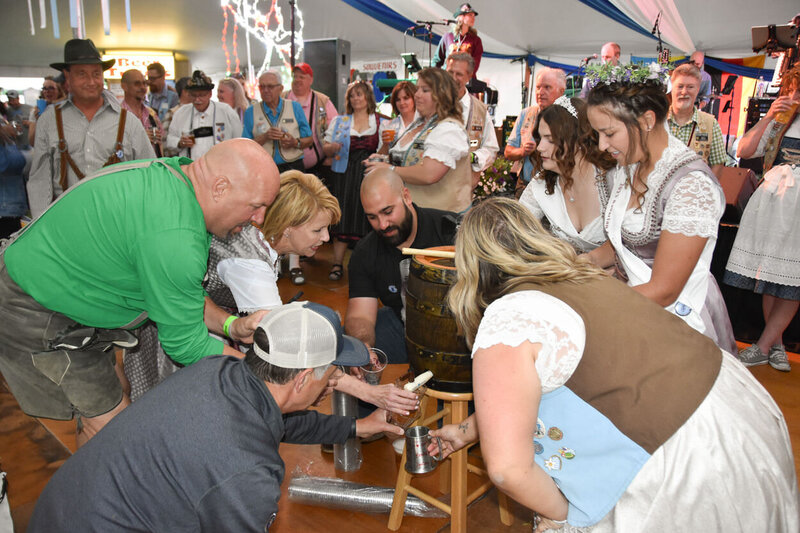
[296,138,302,149]
[470,152,477,164]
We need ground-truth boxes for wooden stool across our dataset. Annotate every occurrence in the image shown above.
[388,387,513,532]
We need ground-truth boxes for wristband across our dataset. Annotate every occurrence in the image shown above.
[349,416,358,439]
[223,315,237,338]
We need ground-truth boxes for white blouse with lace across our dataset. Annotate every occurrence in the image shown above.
[388,120,469,169]
[471,291,586,394]
[618,135,723,240]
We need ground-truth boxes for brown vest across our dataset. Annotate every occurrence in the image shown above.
[510,276,721,454]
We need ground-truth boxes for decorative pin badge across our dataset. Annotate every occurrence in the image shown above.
[388,285,398,293]
[559,447,575,460]
[115,149,124,160]
[544,455,562,471]
[534,441,544,455]
[548,427,563,441]
[535,419,546,439]
[675,302,692,316]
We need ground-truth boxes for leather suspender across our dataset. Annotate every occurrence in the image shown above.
[55,105,128,191]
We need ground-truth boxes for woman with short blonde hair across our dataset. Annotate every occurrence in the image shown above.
[260,169,341,243]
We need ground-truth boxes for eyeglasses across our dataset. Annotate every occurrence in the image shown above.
[147,74,164,81]
[258,83,282,90]
[42,86,57,91]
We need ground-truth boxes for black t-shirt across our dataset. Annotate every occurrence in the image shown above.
[348,204,457,319]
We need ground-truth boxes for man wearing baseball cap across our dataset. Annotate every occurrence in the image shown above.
[28,301,401,532]
[27,38,154,217]
[434,3,484,78]
[282,62,339,284]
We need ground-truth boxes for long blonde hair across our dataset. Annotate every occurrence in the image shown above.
[447,198,605,345]
[260,170,341,242]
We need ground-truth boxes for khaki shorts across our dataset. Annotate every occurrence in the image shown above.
[0,255,123,420]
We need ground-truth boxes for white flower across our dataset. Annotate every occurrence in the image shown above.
[647,62,663,79]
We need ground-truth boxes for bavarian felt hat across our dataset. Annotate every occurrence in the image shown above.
[186,70,215,91]
[453,3,478,17]
[50,39,115,71]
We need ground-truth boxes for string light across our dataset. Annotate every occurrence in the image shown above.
[222,5,231,74]
[219,0,304,82]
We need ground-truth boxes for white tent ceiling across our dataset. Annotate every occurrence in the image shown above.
[1,0,796,77]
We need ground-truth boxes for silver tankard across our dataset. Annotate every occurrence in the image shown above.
[404,426,444,474]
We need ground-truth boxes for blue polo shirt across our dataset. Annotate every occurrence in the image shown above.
[243,99,312,165]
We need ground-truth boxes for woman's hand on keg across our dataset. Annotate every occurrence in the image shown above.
[367,384,419,415]
[429,414,479,459]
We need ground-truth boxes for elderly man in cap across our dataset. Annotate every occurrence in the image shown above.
[504,67,566,196]
[0,139,279,447]
[166,70,242,160]
[27,38,155,218]
[284,62,339,176]
[243,70,313,173]
[121,69,164,157]
[28,301,400,533]
[434,3,484,78]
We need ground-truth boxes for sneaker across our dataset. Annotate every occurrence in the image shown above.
[737,344,768,366]
[768,344,791,372]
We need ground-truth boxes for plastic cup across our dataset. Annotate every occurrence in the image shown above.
[360,348,387,385]
[383,129,396,143]
[775,101,799,125]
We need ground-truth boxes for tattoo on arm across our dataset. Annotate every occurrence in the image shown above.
[458,421,469,434]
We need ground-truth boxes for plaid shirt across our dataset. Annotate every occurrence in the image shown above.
[668,108,727,166]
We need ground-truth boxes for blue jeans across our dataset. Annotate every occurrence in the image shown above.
[374,307,407,364]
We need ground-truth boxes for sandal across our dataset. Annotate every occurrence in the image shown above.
[329,264,344,281]
[289,267,306,285]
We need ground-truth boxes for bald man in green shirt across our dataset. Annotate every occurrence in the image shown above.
[0,138,280,446]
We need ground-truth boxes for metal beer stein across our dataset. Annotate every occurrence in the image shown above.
[404,426,444,474]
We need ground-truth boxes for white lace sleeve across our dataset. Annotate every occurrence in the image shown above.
[518,180,546,221]
[472,291,586,393]
[662,171,723,238]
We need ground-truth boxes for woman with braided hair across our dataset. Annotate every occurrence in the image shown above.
[583,66,735,353]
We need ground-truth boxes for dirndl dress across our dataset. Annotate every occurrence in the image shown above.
[724,160,800,301]
[330,124,379,241]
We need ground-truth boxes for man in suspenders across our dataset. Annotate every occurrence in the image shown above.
[668,63,727,178]
[243,71,313,173]
[27,39,155,217]
[445,52,499,187]
[0,139,279,447]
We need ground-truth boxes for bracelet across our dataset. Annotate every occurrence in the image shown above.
[349,416,358,439]
[222,315,237,338]
[297,138,301,149]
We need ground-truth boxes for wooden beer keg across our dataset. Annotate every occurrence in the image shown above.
[404,245,472,392]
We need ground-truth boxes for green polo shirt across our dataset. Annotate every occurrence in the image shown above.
[5,157,224,364]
